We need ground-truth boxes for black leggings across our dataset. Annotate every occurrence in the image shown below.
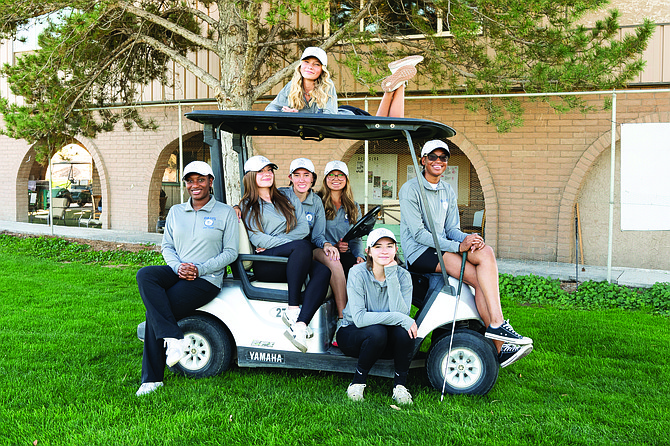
[337,324,414,386]
[253,239,331,324]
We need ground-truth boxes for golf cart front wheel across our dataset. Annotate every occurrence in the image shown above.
[426,330,498,396]
[168,315,233,379]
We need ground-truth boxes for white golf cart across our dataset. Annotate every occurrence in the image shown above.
[138,111,499,395]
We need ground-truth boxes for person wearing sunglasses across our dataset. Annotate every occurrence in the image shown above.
[239,156,331,353]
[398,140,533,369]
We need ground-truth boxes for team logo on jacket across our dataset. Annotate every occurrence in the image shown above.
[203,217,216,227]
[305,212,314,222]
[441,199,449,210]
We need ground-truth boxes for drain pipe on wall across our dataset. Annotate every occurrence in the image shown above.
[178,102,184,203]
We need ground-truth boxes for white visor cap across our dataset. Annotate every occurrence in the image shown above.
[421,140,451,158]
[301,47,327,66]
[289,158,316,175]
[366,228,397,248]
[324,160,349,177]
[244,155,278,174]
[182,161,215,181]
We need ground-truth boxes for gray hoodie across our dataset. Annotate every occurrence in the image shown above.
[279,186,327,248]
[399,174,467,265]
[324,202,365,259]
[243,189,310,249]
[341,263,414,330]
[162,196,239,288]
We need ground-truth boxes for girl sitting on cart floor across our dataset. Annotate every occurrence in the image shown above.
[240,155,331,353]
[337,228,416,405]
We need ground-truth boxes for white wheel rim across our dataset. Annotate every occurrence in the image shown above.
[440,346,483,390]
[179,332,212,371]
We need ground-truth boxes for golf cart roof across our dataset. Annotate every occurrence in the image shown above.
[185,110,456,141]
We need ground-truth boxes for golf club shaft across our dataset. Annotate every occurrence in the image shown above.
[440,251,468,401]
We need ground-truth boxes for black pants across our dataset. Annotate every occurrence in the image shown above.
[253,239,331,324]
[339,251,358,279]
[337,324,414,386]
[137,265,220,383]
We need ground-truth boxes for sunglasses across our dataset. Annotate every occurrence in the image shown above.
[426,153,448,162]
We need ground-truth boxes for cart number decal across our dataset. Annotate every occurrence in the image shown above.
[246,350,285,363]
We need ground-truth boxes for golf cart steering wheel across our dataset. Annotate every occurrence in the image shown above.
[341,205,381,243]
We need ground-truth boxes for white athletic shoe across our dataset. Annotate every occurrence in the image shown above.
[388,55,424,74]
[347,383,366,401]
[281,308,313,338]
[392,385,413,405]
[164,337,191,367]
[136,382,163,396]
[284,323,308,353]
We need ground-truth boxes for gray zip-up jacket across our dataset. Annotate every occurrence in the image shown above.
[399,173,467,265]
[243,190,310,249]
[162,196,239,289]
[342,263,414,330]
[324,203,365,259]
[265,82,338,114]
[279,187,327,248]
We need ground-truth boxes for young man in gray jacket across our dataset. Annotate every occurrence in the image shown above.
[399,140,533,368]
[136,161,239,396]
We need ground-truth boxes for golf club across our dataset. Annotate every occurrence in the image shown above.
[440,250,468,402]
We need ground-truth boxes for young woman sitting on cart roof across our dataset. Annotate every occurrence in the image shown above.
[265,46,423,118]
[239,155,331,353]
[398,140,534,369]
[337,228,416,405]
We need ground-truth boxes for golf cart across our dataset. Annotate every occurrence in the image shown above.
[138,111,499,396]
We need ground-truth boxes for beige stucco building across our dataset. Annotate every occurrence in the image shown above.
[1,2,669,270]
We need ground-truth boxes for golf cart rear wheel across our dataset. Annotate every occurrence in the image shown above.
[427,330,498,396]
[168,315,233,379]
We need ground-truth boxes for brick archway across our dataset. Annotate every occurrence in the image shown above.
[338,133,500,253]
[15,138,110,228]
[556,111,670,263]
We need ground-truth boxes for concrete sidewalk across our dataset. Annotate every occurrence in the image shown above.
[2,220,669,288]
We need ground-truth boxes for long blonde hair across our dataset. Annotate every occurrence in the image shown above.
[287,63,335,111]
[241,171,297,234]
[321,172,359,223]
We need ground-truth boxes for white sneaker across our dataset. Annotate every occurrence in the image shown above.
[347,383,366,401]
[284,323,308,353]
[392,385,413,405]
[136,382,163,396]
[282,308,313,338]
[388,55,424,74]
[164,337,191,367]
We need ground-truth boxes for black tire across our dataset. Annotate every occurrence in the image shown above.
[168,315,234,379]
[426,330,499,396]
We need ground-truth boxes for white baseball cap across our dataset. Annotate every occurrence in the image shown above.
[366,228,397,248]
[244,155,278,173]
[324,160,349,177]
[421,140,451,158]
[301,47,327,66]
[182,161,215,180]
[289,158,316,174]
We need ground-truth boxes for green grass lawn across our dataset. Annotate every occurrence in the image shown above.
[1,250,669,446]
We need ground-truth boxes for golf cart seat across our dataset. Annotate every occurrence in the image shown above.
[233,219,332,301]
